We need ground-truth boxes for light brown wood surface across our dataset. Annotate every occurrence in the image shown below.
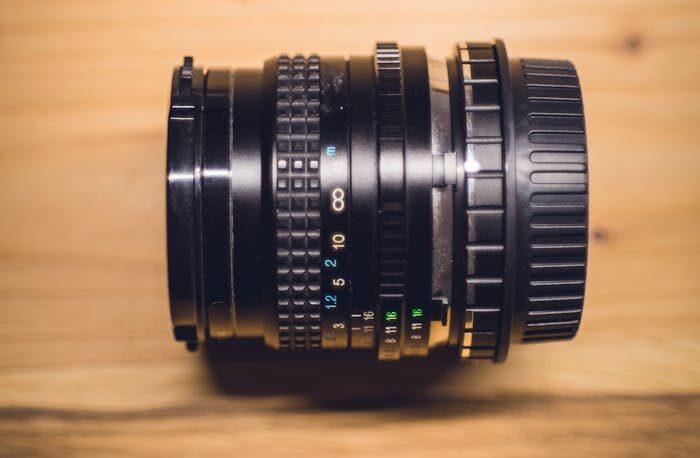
[1,0,699,456]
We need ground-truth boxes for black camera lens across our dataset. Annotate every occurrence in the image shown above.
[166,40,588,362]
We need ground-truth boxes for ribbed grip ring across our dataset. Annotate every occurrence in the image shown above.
[274,54,323,350]
[513,58,588,343]
[457,42,507,361]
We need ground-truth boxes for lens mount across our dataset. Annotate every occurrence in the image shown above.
[167,57,205,346]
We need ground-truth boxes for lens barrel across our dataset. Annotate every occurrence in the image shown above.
[166,40,588,362]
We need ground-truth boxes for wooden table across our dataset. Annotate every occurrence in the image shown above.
[1,0,698,456]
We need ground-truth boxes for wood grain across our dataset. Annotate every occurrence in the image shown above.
[0,0,698,456]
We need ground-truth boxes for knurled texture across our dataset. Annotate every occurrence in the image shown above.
[274,54,322,350]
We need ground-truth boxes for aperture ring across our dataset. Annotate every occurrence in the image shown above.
[457,42,507,361]
[274,54,322,350]
[375,43,407,360]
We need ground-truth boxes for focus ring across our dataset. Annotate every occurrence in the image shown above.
[274,54,322,350]
[457,42,507,361]
[375,43,407,360]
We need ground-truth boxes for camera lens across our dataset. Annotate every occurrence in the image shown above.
[166,40,588,362]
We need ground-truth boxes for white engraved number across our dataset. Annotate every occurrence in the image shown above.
[331,188,345,213]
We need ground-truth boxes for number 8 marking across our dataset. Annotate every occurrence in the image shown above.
[331,188,345,213]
